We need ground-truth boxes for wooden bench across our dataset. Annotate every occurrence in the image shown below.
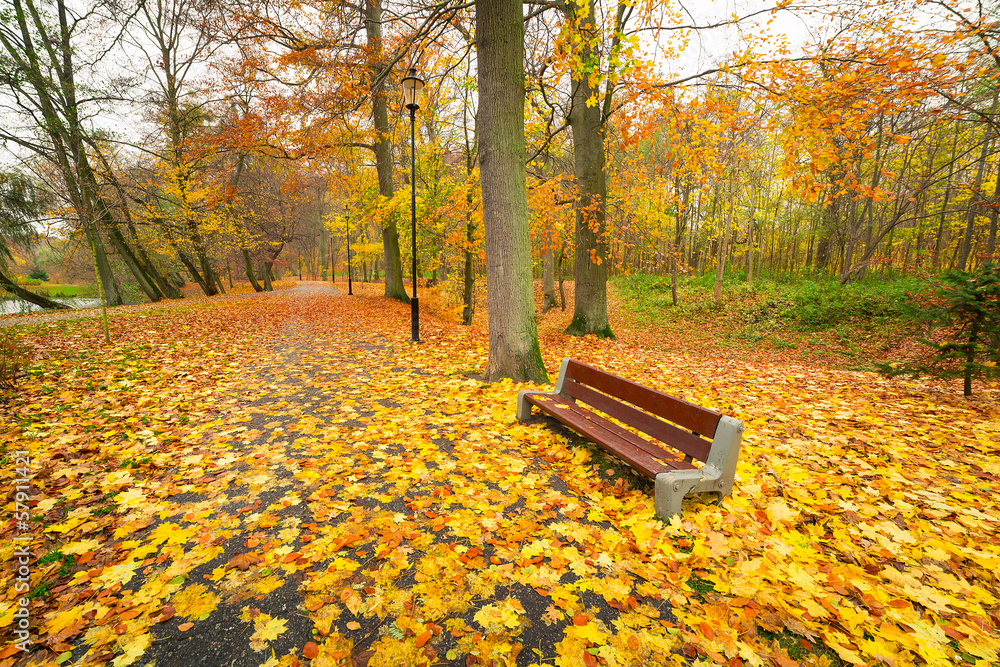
[516,358,744,519]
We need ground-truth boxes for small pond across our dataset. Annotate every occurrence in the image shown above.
[0,297,102,315]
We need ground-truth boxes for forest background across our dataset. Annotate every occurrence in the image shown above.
[1,0,999,375]
[2,1,1000,665]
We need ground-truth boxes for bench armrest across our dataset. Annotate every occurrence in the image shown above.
[654,415,743,519]
[516,358,571,422]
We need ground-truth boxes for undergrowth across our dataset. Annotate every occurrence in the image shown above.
[614,270,923,366]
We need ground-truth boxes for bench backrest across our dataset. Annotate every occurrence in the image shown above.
[560,359,722,463]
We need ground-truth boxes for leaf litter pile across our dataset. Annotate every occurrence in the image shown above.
[1,284,998,667]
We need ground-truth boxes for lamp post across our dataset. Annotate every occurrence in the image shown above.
[401,67,425,343]
[345,204,353,295]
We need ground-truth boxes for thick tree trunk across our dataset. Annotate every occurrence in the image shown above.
[565,0,613,338]
[86,222,124,307]
[242,249,264,292]
[106,225,162,302]
[126,220,181,299]
[0,0,124,310]
[365,0,408,303]
[0,271,71,310]
[176,246,210,295]
[263,262,274,291]
[477,0,547,383]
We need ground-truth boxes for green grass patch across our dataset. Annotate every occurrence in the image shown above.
[28,580,52,599]
[0,282,97,299]
[38,550,64,565]
[613,271,924,365]
[685,575,716,599]
[616,270,922,329]
[758,628,847,666]
[37,283,98,298]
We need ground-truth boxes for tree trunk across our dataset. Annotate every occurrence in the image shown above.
[933,123,962,270]
[243,249,264,292]
[988,173,999,257]
[365,0,408,303]
[319,223,327,281]
[176,246,211,295]
[477,0,547,383]
[86,222,124,307]
[542,246,557,313]
[127,220,181,298]
[714,172,735,305]
[565,0,613,338]
[957,96,997,271]
[0,271,71,310]
[106,225,162,302]
[461,66,477,326]
[263,262,274,291]
[557,246,566,311]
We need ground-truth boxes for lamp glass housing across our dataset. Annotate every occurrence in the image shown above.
[401,68,425,110]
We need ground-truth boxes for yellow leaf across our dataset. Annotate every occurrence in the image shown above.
[172,584,220,619]
[112,633,151,667]
[250,615,288,651]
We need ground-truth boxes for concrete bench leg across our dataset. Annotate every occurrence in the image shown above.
[516,390,535,422]
[654,472,703,520]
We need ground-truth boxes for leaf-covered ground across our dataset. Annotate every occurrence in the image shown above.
[1,282,998,667]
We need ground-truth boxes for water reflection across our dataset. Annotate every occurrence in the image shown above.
[0,297,102,315]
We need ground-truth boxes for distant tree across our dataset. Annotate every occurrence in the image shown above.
[878,263,1000,396]
[0,171,68,310]
[28,267,49,281]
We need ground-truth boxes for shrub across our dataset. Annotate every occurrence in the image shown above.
[28,267,49,281]
[878,262,1000,396]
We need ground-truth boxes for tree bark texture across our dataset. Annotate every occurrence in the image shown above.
[476,0,547,383]
[365,0,409,303]
[565,0,613,338]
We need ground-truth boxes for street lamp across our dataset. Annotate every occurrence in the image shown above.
[345,204,353,295]
[401,67,424,343]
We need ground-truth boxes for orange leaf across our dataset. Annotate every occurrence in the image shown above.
[573,614,590,626]
[303,641,319,659]
[178,622,194,631]
[415,629,432,648]
[772,653,797,667]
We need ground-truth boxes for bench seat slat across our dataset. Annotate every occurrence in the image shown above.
[566,360,722,438]
[525,393,696,478]
[561,379,713,462]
